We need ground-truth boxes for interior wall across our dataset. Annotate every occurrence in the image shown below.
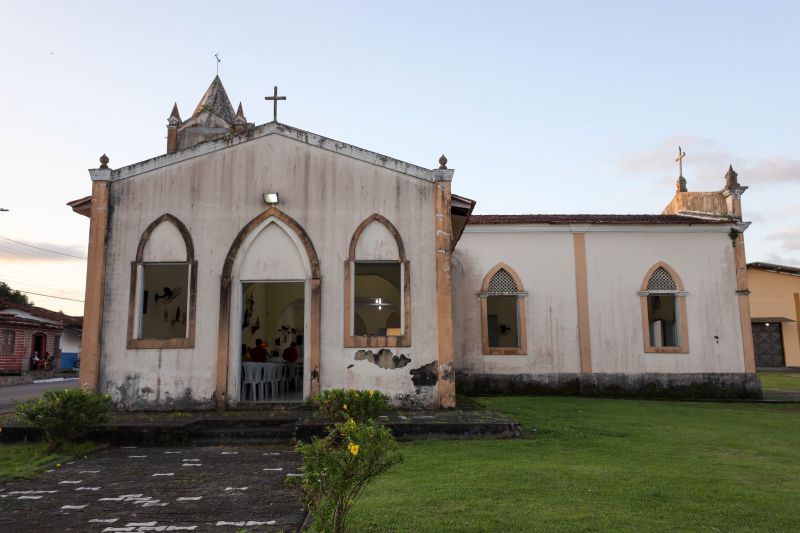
[353,273,402,334]
[140,264,189,339]
[487,296,518,347]
[241,282,304,353]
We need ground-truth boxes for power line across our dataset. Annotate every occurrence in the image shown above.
[0,235,87,260]
[15,290,84,303]
[2,278,84,297]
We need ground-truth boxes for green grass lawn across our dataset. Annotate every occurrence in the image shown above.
[349,397,800,532]
[0,442,98,482]
[759,371,800,392]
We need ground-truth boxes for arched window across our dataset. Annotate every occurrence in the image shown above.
[344,214,410,348]
[127,214,197,349]
[480,263,527,355]
[639,263,689,353]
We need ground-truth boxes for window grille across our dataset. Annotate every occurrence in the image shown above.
[487,268,519,294]
[646,267,677,291]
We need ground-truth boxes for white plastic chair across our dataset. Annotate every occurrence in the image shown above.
[264,362,284,399]
[241,362,265,402]
[286,363,303,391]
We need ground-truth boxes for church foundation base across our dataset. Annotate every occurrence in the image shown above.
[458,372,763,400]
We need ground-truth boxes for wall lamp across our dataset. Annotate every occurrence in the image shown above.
[263,193,279,206]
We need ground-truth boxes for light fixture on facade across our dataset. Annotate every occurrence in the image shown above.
[263,193,279,205]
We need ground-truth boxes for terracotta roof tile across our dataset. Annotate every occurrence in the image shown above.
[467,214,732,225]
[0,299,82,327]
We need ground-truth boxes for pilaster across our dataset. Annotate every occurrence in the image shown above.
[433,160,456,408]
[80,158,112,391]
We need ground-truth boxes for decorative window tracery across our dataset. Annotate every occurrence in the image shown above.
[639,262,689,354]
[646,267,678,292]
[487,269,519,294]
[480,263,527,356]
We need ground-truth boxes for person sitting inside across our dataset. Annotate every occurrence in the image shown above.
[30,351,41,370]
[282,341,300,363]
[272,338,282,359]
[249,339,268,362]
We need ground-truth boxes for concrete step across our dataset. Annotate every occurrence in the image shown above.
[189,423,296,444]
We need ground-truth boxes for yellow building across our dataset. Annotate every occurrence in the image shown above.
[748,263,800,367]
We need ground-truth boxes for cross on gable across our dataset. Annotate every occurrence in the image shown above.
[264,86,286,122]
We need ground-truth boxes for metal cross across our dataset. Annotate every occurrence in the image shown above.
[215,53,221,75]
[675,146,686,177]
[264,86,286,122]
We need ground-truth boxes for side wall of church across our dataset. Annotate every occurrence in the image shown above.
[100,134,439,409]
[455,225,756,397]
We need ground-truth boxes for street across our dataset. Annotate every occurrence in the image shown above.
[0,378,79,414]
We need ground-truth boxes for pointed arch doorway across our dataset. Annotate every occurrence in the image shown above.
[216,208,321,408]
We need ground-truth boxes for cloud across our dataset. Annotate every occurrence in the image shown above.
[0,239,87,262]
[766,227,800,253]
[619,137,800,188]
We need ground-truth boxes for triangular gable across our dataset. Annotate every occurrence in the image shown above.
[108,122,437,183]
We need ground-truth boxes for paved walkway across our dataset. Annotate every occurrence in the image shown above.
[0,445,306,532]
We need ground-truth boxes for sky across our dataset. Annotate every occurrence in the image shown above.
[0,1,798,316]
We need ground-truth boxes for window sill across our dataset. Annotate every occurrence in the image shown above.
[644,346,689,354]
[127,338,194,350]
[344,334,410,349]
[483,347,527,356]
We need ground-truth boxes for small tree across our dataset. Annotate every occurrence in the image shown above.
[295,418,402,533]
[15,389,110,452]
[314,388,390,422]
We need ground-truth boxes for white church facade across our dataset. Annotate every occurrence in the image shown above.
[69,77,761,410]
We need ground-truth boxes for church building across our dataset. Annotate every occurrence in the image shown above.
[69,76,761,410]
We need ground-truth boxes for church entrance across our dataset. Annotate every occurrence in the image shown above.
[238,281,305,403]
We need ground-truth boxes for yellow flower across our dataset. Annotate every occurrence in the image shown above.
[369,390,375,397]
[342,404,347,410]
[56,463,62,468]
[348,442,360,456]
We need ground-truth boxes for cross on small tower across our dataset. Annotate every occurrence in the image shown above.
[264,86,286,122]
[215,52,221,75]
[675,146,686,177]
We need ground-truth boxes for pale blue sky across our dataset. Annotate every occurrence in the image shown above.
[1,1,798,314]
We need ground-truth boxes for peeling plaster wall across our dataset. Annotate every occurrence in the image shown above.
[100,133,439,409]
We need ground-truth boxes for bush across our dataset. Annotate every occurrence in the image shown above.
[314,388,390,422]
[294,419,402,533]
[15,389,110,452]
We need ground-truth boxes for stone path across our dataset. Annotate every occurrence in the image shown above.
[0,445,306,532]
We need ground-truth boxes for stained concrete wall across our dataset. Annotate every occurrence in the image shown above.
[99,132,439,409]
[455,225,746,378]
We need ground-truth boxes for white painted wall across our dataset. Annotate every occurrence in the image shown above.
[584,230,744,373]
[456,225,745,376]
[455,231,581,374]
[99,132,439,408]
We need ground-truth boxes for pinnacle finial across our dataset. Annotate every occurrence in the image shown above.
[99,154,109,169]
[725,164,740,189]
[168,102,182,126]
[234,102,246,124]
[438,154,448,169]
